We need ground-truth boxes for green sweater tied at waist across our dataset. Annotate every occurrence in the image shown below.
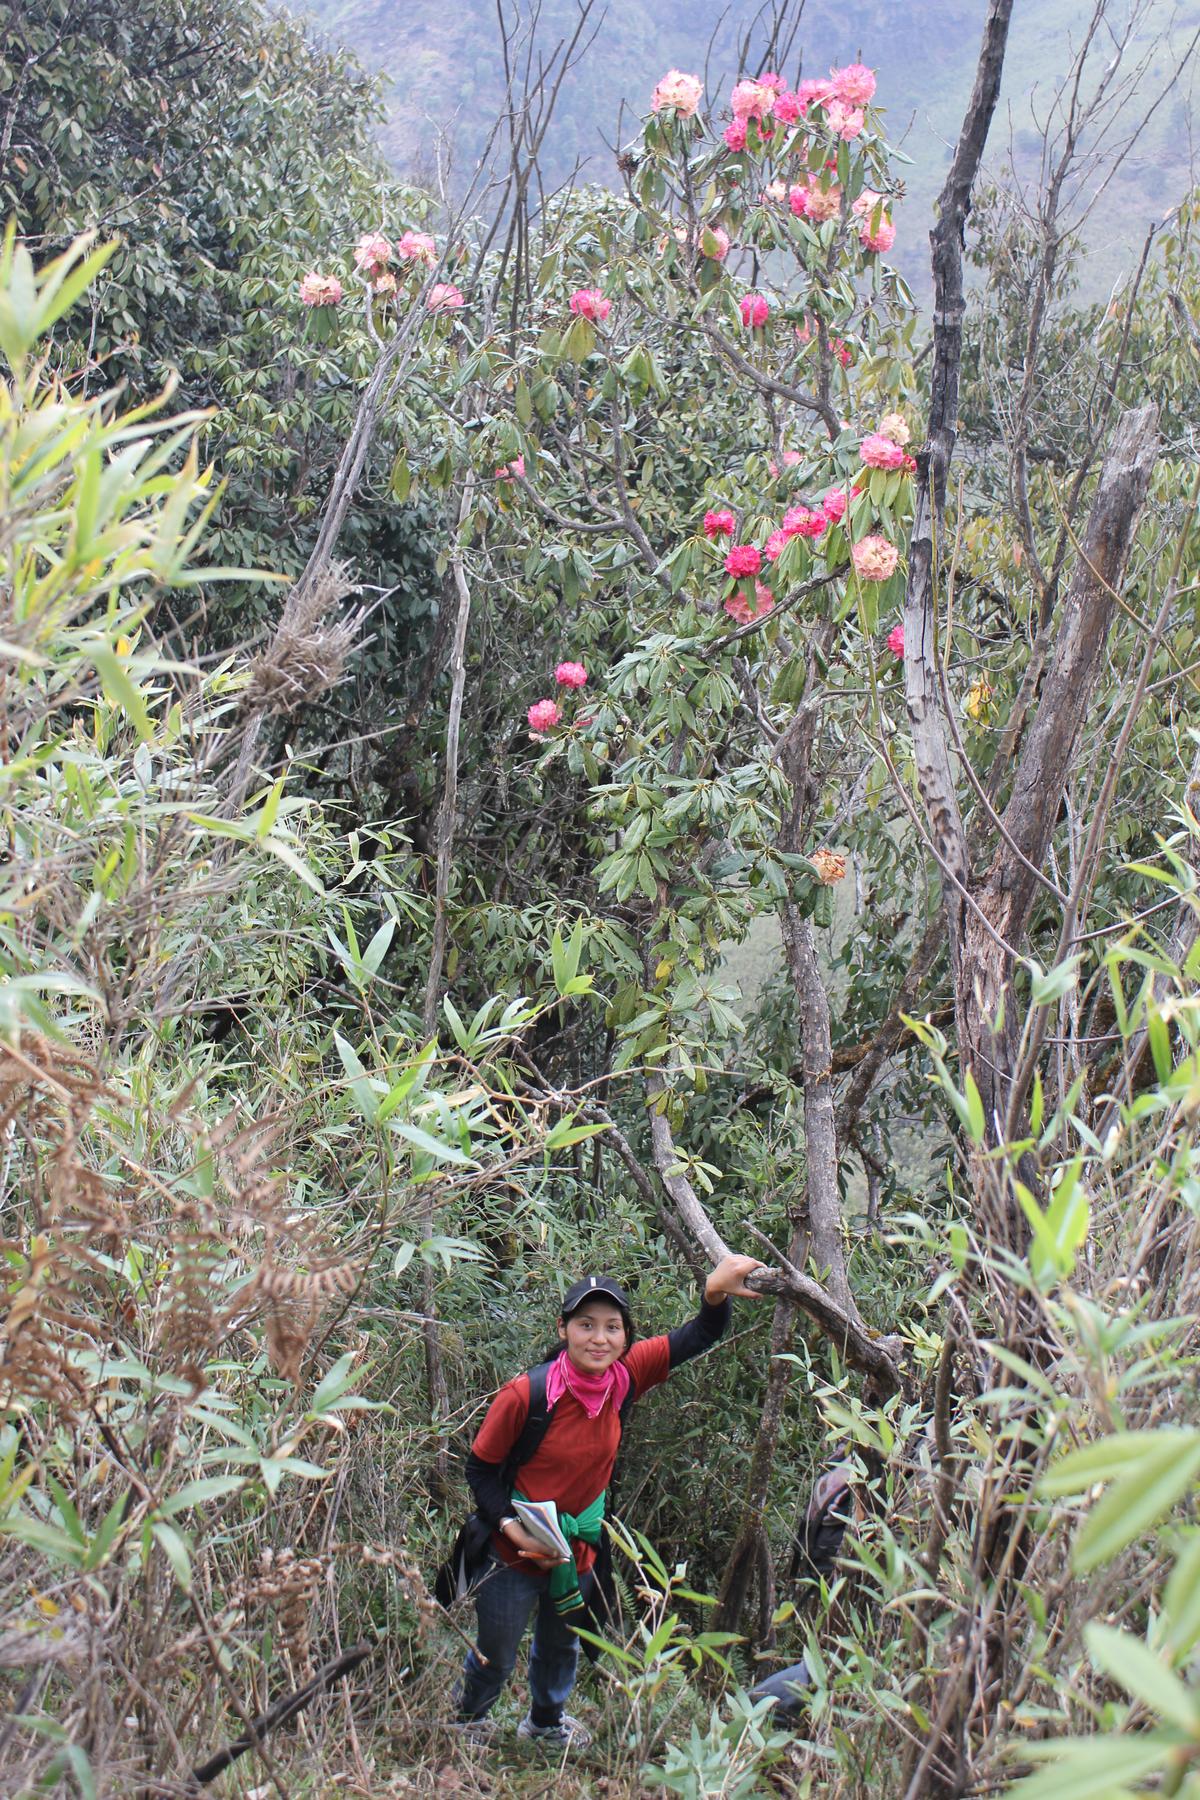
[513,1488,605,1616]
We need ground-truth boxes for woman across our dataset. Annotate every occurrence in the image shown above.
[453,1253,763,1746]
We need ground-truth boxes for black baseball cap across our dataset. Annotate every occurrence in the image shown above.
[561,1274,632,1316]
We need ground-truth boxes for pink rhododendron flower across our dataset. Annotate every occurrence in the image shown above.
[495,455,525,480]
[723,117,748,151]
[397,229,437,264]
[426,282,465,312]
[704,509,736,538]
[299,272,343,307]
[652,69,704,115]
[731,78,777,120]
[822,485,848,523]
[555,661,588,688]
[879,413,910,445]
[764,528,789,561]
[887,624,905,657]
[782,504,827,539]
[862,216,896,254]
[569,287,611,322]
[796,77,834,113]
[854,190,895,254]
[527,699,562,732]
[764,179,788,203]
[788,184,810,219]
[353,231,392,275]
[740,292,770,328]
[851,535,900,582]
[700,224,731,260]
[826,100,864,140]
[724,581,775,624]
[901,452,917,472]
[782,449,802,466]
[373,271,398,298]
[830,62,877,106]
[832,336,853,367]
[774,90,802,125]
[725,544,762,577]
[860,433,907,471]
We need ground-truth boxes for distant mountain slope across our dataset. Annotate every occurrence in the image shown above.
[290,0,1195,294]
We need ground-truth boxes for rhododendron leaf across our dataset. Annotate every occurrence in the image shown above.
[561,316,596,363]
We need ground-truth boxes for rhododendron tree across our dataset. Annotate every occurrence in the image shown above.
[212,9,1200,1792]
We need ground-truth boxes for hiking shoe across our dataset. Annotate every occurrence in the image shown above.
[517,1713,592,1749]
[446,1716,498,1746]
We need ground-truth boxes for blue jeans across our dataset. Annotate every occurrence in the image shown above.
[457,1553,592,1725]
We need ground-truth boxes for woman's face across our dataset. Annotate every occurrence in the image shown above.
[558,1302,628,1373]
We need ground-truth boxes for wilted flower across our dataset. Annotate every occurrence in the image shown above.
[878,413,911,444]
[528,699,562,733]
[569,287,611,322]
[811,846,848,884]
[851,535,900,582]
[652,69,704,115]
[426,282,465,311]
[965,678,994,720]
[803,181,842,222]
[298,272,343,307]
[555,661,588,688]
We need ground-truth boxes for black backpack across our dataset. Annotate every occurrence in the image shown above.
[434,1358,637,1612]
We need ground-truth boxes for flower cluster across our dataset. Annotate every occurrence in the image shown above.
[398,230,437,265]
[298,272,343,307]
[811,846,848,884]
[852,189,895,254]
[527,661,590,733]
[569,288,611,322]
[860,415,917,473]
[887,623,905,657]
[652,69,704,116]
[725,543,762,578]
[851,535,899,582]
[740,292,771,328]
[347,227,451,295]
[704,509,737,539]
[426,283,464,313]
[725,580,775,624]
[495,455,525,481]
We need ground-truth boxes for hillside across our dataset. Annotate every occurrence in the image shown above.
[289,0,1197,295]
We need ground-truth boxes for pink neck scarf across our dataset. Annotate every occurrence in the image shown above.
[546,1347,631,1419]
